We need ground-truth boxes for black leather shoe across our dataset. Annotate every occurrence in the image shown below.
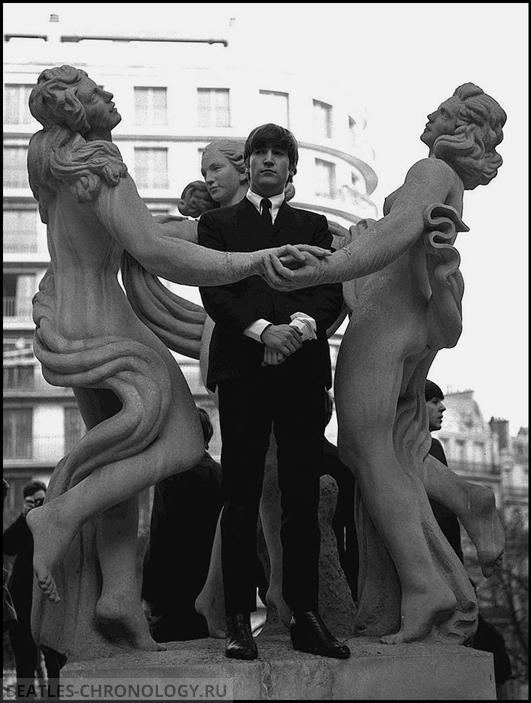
[225,613,258,660]
[290,610,350,659]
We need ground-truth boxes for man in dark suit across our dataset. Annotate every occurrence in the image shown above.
[198,123,348,661]
[425,380,511,691]
[3,480,62,697]
[425,380,464,561]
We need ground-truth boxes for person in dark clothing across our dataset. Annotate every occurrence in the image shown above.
[3,479,17,632]
[425,381,464,562]
[198,123,348,661]
[142,408,223,642]
[425,380,512,690]
[3,480,61,698]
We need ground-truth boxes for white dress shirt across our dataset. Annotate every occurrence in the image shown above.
[243,189,317,344]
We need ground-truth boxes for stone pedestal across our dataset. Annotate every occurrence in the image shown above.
[62,634,496,700]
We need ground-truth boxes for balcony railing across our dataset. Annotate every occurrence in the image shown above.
[3,297,33,318]
[449,460,501,475]
[3,240,40,254]
[3,372,69,392]
[3,434,85,462]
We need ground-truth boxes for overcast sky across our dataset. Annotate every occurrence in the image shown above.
[3,3,529,434]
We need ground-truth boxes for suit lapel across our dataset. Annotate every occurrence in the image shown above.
[271,201,294,237]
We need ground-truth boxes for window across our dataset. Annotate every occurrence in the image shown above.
[3,275,17,317]
[3,210,38,254]
[315,158,336,198]
[4,84,33,124]
[197,89,230,128]
[455,439,466,463]
[313,100,332,138]
[3,408,33,459]
[3,364,35,390]
[4,146,29,188]
[64,407,86,454]
[474,441,486,461]
[3,274,35,318]
[134,87,168,126]
[259,91,289,127]
[134,148,169,189]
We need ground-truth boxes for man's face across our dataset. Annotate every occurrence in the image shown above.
[248,144,291,197]
[427,397,446,431]
[24,489,46,512]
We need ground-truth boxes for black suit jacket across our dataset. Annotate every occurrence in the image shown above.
[198,197,343,391]
[428,437,464,563]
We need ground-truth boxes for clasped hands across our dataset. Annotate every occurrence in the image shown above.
[260,243,331,291]
[261,324,303,366]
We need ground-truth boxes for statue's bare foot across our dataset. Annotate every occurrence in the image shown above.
[381,585,457,644]
[461,484,505,577]
[96,595,166,651]
[26,505,70,603]
[265,586,291,629]
[195,590,226,638]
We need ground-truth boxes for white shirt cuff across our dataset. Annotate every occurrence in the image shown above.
[290,312,317,342]
[244,319,272,342]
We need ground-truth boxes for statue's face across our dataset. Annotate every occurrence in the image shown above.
[75,75,122,134]
[201,148,245,206]
[420,96,460,149]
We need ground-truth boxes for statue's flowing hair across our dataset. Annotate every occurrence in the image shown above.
[27,65,127,224]
[177,180,217,217]
[433,82,506,190]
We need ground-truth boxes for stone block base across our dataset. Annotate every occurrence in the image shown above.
[63,634,496,700]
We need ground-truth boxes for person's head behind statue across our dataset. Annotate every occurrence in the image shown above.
[23,480,47,498]
[197,407,214,450]
[244,123,299,184]
[425,380,446,432]
[425,380,445,403]
[428,83,506,190]
[23,480,47,508]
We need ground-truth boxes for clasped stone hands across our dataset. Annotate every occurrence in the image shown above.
[261,243,332,291]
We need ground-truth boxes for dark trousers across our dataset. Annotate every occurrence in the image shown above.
[218,363,324,616]
[9,615,61,699]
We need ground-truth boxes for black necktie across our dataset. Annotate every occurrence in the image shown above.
[260,198,272,227]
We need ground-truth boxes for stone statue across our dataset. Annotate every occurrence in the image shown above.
[263,83,507,644]
[25,65,326,661]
